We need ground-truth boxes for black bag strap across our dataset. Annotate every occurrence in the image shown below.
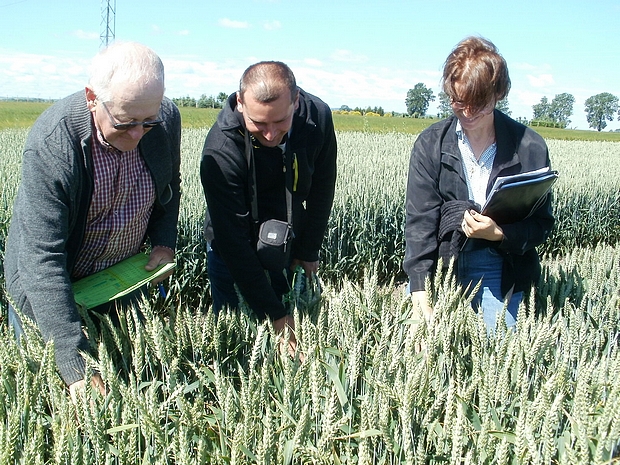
[245,130,293,228]
[244,129,259,222]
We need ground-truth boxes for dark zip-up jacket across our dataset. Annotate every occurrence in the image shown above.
[404,110,554,296]
[4,91,181,385]
[201,90,337,320]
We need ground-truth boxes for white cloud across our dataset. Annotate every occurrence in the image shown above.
[512,89,544,107]
[161,58,244,97]
[72,30,98,41]
[303,58,323,67]
[161,57,418,112]
[178,30,190,36]
[218,18,249,29]
[512,62,551,72]
[527,73,555,88]
[0,51,89,99]
[507,89,542,121]
[330,49,369,64]
[153,55,437,113]
[292,66,422,112]
[2,49,607,130]
[263,20,281,30]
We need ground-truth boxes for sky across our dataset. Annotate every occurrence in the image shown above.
[1,0,619,131]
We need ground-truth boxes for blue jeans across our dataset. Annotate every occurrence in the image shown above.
[458,247,521,331]
[207,246,291,314]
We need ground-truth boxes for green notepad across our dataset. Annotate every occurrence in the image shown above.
[72,253,176,309]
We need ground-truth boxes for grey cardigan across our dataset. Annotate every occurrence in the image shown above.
[4,91,181,385]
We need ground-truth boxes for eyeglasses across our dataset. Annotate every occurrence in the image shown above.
[99,100,162,131]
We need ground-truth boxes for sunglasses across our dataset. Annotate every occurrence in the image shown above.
[99,100,163,131]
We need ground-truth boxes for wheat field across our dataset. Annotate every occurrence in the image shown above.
[1,127,620,464]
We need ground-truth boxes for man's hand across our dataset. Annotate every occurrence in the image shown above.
[290,259,319,277]
[462,210,504,242]
[272,314,301,359]
[68,373,106,404]
[146,246,175,284]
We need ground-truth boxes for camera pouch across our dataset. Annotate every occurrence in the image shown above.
[256,219,293,271]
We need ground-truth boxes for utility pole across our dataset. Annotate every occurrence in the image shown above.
[100,0,116,49]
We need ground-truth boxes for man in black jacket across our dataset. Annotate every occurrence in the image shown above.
[200,61,337,352]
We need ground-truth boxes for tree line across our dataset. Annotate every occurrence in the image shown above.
[404,83,620,131]
[171,86,620,132]
[172,92,230,109]
[336,105,386,116]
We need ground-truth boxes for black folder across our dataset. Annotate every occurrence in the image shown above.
[481,168,558,224]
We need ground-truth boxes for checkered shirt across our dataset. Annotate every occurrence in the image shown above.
[72,128,156,278]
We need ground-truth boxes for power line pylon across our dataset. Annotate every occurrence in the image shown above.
[100,0,116,49]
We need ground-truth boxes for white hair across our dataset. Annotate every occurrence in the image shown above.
[88,41,165,103]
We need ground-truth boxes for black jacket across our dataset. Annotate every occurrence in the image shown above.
[200,89,337,320]
[403,110,554,296]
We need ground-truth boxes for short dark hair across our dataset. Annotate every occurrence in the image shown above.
[238,61,298,103]
[442,36,511,113]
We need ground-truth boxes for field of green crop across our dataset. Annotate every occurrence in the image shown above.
[3,101,620,141]
[1,114,620,463]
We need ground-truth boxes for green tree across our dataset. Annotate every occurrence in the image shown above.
[198,94,218,109]
[584,92,619,131]
[532,96,551,121]
[372,106,385,116]
[437,91,452,119]
[172,95,196,107]
[217,92,229,107]
[405,83,435,117]
[549,93,575,128]
[495,99,511,116]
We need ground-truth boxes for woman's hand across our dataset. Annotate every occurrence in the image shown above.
[410,290,433,324]
[462,210,504,242]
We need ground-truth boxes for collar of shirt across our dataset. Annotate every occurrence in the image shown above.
[92,116,124,155]
[455,120,497,206]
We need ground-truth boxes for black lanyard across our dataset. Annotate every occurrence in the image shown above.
[245,130,293,228]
